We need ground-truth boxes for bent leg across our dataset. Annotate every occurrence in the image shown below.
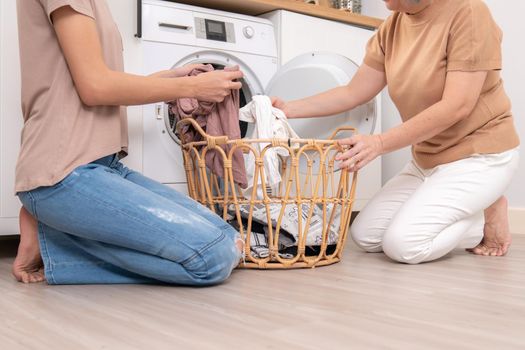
[19,162,240,285]
[382,150,519,264]
[350,161,423,252]
[119,164,240,243]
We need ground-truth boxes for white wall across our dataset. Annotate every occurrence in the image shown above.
[362,1,391,18]
[0,0,23,235]
[362,0,525,210]
[484,0,525,209]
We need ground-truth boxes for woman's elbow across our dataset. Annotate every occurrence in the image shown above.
[75,74,115,107]
[78,91,99,107]
[453,103,475,122]
[443,98,476,123]
[76,82,104,107]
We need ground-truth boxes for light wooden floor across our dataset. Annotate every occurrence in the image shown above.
[1,235,524,350]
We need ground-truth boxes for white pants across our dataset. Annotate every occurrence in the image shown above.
[351,148,520,264]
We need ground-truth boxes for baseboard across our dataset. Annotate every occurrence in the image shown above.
[0,217,19,236]
[509,208,525,235]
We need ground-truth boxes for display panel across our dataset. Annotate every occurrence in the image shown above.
[205,19,227,42]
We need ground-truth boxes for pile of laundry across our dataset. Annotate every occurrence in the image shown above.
[169,65,342,259]
[169,64,248,188]
[229,202,341,258]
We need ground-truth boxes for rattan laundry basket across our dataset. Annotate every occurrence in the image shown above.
[176,118,358,269]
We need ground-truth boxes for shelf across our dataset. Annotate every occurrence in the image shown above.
[170,0,383,29]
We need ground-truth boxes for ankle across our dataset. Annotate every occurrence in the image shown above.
[484,196,508,223]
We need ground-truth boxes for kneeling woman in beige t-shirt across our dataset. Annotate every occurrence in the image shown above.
[13,0,244,284]
[274,0,520,264]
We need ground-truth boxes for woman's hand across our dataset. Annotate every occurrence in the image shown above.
[154,65,243,102]
[336,134,384,172]
[271,96,291,117]
[149,64,205,79]
[189,66,243,103]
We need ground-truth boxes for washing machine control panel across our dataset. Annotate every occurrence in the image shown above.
[195,17,236,43]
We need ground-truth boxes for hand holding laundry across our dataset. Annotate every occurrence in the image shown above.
[270,96,291,117]
[190,66,243,102]
[148,64,207,78]
[239,95,300,198]
[336,134,384,172]
[169,64,248,188]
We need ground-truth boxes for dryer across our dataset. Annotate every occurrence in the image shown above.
[140,1,379,209]
[262,10,382,210]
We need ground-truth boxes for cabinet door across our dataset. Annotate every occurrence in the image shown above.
[0,0,23,228]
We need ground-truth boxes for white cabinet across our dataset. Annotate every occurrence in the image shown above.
[0,0,22,236]
[262,10,382,210]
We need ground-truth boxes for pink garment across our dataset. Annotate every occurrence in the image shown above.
[170,64,247,188]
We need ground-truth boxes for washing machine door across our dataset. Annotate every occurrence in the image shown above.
[164,50,265,144]
[265,52,377,140]
[143,49,266,186]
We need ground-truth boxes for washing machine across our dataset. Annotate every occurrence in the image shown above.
[140,1,378,205]
[141,0,277,193]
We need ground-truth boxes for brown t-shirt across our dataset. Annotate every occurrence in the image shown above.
[364,0,520,169]
[15,0,128,192]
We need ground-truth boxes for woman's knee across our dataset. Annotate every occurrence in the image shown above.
[181,230,239,285]
[350,213,384,253]
[382,226,428,264]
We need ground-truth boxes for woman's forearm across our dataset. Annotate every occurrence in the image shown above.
[82,70,195,106]
[380,100,466,153]
[80,67,243,107]
[286,86,358,119]
[285,63,387,119]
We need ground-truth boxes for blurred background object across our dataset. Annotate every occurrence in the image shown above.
[333,0,362,13]
[302,0,334,7]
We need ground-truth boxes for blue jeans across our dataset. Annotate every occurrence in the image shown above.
[18,154,241,285]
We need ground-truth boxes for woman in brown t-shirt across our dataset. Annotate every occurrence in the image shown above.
[274,0,520,263]
[13,0,244,284]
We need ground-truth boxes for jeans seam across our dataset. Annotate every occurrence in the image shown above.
[59,180,216,263]
[179,230,227,266]
[38,223,56,284]
[50,260,116,267]
[27,191,39,220]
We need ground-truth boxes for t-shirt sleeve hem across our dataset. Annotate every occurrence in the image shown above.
[363,55,385,72]
[447,60,502,72]
[45,0,95,22]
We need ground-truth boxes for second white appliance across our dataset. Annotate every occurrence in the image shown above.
[262,10,382,210]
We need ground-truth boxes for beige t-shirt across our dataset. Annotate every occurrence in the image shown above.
[15,0,128,192]
[364,0,520,169]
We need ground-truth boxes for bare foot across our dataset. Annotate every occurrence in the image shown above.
[236,238,245,255]
[468,196,512,257]
[12,207,45,283]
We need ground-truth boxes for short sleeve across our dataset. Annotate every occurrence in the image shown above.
[446,0,502,72]
[39,0,94,22]
[363,20,388,72]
